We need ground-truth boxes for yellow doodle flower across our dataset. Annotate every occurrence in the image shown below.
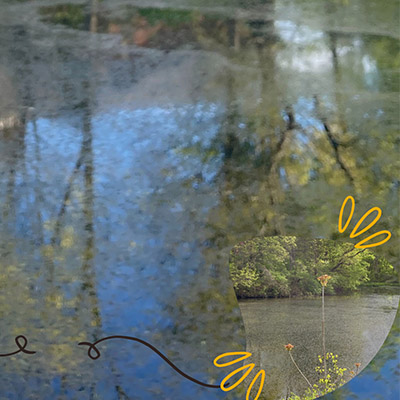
[338,195,391,248]
[213,351,266,400]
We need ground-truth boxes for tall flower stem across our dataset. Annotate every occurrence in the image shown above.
[288,351,313,390]
[318,274,331,380]
[322,284,327,380]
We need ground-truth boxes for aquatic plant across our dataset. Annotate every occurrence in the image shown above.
[283,347,356,400]
[284,352,351,400]
[283,274,358,400]
[317,274,331,378]
[285,344,313,390]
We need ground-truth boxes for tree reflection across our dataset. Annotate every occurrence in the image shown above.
[0,0,398,399]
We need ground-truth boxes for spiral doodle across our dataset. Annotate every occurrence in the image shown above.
[0,335,36,357]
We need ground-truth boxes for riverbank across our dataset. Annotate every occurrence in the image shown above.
[359,283,400,295]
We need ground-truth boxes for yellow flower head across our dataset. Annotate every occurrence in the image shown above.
[285,343,294,351]
[317,274,332,286]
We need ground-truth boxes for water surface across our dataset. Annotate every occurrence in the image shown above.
[0,0,398,399]
[239,294,399,399]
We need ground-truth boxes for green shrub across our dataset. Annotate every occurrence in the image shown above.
[284,353,349,400]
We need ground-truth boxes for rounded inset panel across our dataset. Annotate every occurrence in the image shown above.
[229,236,399,400]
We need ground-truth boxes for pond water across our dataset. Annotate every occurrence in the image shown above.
[239,294,399,400]
[0,0,398,399]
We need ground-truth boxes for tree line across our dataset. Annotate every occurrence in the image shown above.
[229,236,396,298]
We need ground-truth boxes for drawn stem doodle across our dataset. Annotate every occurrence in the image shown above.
[78,335,228,389]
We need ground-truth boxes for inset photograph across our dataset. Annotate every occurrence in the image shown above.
[229,236,399,400]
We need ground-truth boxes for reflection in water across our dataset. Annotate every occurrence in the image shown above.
[0,0,399,399]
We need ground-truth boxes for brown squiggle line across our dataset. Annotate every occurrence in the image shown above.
[0,335,36,357]
[78,335,229,389]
